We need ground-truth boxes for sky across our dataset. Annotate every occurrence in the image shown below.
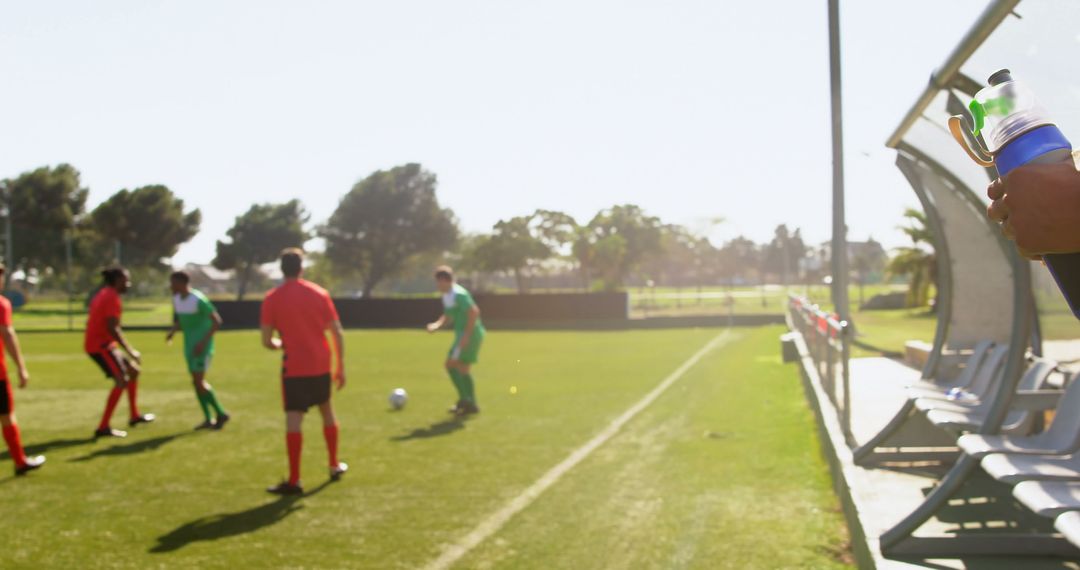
[0,0,991,264]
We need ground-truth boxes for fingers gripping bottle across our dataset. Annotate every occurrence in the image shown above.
[949,69,1080,319]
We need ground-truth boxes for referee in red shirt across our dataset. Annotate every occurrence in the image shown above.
[261,248,347,495]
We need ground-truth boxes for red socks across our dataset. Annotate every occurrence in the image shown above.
[286,432,302,485]
[99,387,124,430]
[126,379,140,419]
[324,423,339,467]
[285,426,337,484]
[2,423,27,468]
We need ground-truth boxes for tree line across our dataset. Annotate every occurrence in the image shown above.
[1,162,887,300]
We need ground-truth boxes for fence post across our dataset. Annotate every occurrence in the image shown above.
[841,320,852,442]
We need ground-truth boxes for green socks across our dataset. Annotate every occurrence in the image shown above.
[447,369,467,401]
[447,369,478,405]
[205,388,227,417]
[196,387,227,421]
[462,374,477,405]
[194,388,212,422]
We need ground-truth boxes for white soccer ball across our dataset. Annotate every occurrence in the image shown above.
[389,388,408,410]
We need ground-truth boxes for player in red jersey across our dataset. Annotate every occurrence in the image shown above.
[260,248,347,495]
[86,267,154,439]
[0,265,45,475]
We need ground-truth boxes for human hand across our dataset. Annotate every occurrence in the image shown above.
[17,367,29,388]
[426,322,440,333]
[987,160,1080,258]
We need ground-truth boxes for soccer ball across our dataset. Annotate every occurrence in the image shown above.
[389,388,408,410]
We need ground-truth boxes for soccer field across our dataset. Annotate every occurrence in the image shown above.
[0,326,850,569]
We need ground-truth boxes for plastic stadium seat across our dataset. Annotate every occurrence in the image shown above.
[906,340,994,392]
[1055,511,1080,548]
[921,360,1057,435]
[982,453,1080,485]
[1014,481,1080,518]
[958,377,1080,459]
[907,345,1008,403]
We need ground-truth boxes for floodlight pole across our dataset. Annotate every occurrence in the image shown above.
[827,0,849,320]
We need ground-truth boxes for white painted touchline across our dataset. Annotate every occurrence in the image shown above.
[423,330,733,570]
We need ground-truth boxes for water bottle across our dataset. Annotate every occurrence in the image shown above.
[946,387,978,403]
[949,69,1080,319]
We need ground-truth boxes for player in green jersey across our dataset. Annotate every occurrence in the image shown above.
[166,271,230,430]
[426,265,485,416]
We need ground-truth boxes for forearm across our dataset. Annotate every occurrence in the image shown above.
[261,325,280,350]
[332,328,345,369]
[199,322,219,345]
[111,326,135,354]
[1,331,24,373]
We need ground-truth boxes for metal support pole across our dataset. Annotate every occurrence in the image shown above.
[885,0,1021,148]
[827,0,850,321]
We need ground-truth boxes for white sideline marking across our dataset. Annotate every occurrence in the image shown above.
[423,331,732,570]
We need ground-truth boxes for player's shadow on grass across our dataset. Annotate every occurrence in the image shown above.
[69,432,192,463]
[0,435,95,461]
[150,480,332,553]
[391,418,466,441]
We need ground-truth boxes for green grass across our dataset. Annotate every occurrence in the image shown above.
[845,308,937,357]
[11,299,174,330]
[1035,287,1080,340]
[0,326,850,569]
[628,283,905,318]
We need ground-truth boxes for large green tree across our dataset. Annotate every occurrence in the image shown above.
[763,224,807,286]
[1,164,88,272]
[88,185,200,268]
[213,200,310,300]
[470,210,579,293]
[641,224,718,288]
[320,164,458,297]
[573,205,662,291]
[717,236,761,288]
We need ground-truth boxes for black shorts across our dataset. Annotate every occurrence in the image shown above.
[0,379,11,415]
[89,349,137,382]
[282,374,331,412]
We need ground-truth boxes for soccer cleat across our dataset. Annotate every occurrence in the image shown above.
[213,414,231,430]
[94,427,128,439]
[14,455,45,476]
[455,402,480,417]
[194,420,215,430]
[330,462,349,482]
[266,481,304,495]
[447,400,466,414]
[128,413,156,427]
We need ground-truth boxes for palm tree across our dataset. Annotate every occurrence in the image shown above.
[886,208,937,308]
